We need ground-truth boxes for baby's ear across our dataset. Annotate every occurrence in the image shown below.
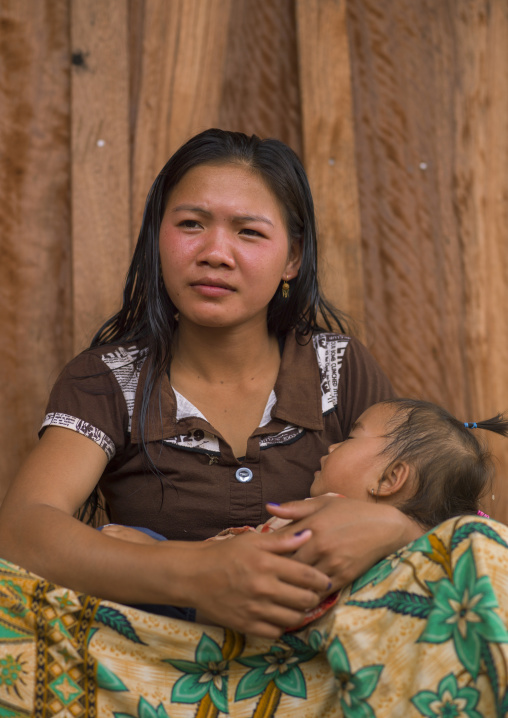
[377,462,411,497]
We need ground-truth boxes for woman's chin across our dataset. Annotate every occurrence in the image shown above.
[177,309,268,333]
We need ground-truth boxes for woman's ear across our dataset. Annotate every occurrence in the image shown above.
[284,238,302,280]
[377,462,412,497]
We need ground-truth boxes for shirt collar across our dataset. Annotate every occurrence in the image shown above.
[130,359,177,443]
[130,330,324,443]
[271,331,324,430]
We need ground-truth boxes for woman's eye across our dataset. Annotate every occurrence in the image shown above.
[179,220,201,229]
[240,228,263,237]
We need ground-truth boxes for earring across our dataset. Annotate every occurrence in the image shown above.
[281,277,290,299]
[371,488,375,495]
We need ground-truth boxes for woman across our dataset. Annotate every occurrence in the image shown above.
[0,129,418,638]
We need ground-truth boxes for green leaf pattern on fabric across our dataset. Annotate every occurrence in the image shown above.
[236,645,307,700]
[96,661,128,692]
[419,545,508,678]
[450,521,508,551]
[326,637,382,718]
[95,605,146,645]
[348,590,433,619]
[342,520,508,714]
[411,673,482,717]
[350,534,433,595]
[4,517,506,717]
[165,633,229,712]
[113,695,171,718]
[104,519,508,716]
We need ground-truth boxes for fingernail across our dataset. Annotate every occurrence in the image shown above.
[267,502,280,506]
[294,530,307,536]
[327,582,332,590]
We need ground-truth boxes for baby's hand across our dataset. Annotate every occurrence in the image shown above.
[100,524,159,545]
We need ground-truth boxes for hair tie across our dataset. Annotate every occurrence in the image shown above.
[477,510,490,518]
[464,422,478,429]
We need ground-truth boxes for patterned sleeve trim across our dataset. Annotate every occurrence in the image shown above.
[312,334,350,413]
[100,345,148,433]
[41,412,116,461]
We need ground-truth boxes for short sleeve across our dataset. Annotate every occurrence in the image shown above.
[40,349,131,461]
[336,336,395,437]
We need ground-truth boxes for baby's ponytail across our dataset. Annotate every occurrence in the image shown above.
[464,414,508,437]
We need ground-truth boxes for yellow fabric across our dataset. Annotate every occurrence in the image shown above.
[0,515,507,717]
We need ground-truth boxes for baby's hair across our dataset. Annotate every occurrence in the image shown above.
[378,398,508,529]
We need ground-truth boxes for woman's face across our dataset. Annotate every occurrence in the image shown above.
[159,162,301,332]
[310,404,393,500]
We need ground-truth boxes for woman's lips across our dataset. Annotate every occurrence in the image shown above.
[191,280,235,298]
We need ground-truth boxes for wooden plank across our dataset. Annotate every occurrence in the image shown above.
[347,0,508,521]
[347,0,469,405]
[71,0,131,352]
[0,0,72,497]
[130,0,304,242]
[296,0,365,337]
[451,0,508,519]
[217,0,302,153]
[130,0,233,242]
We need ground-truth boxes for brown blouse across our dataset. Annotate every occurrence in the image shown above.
[41,332,394,540]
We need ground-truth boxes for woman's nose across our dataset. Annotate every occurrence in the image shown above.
[197,228,235,268]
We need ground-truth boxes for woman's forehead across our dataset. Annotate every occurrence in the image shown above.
[166,162,291,231]
[169,163,274,203]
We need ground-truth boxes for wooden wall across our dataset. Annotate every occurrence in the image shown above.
[1,0,507,521]
[347,0,508,519]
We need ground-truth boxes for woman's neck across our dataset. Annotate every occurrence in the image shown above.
[170,319,281,386]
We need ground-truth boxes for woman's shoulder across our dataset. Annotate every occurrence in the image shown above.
[290,329,354,367]
[43,341,151,449]
[303,329,394,409]
[48,342,151,409]
[308,331,382,368]
[309,330,352,351]
[62,341,149,377]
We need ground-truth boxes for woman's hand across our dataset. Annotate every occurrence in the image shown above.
[100,525,159,545]
[177,529,330,638]
[267,495,423,591]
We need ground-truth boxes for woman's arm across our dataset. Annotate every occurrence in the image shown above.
[267,495,423,590]
[0,427,329,637]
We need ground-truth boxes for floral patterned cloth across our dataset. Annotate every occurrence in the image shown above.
[0,515,507,717]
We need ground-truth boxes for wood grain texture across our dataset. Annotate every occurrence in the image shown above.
[0,0,72,495]
[71,0,131,351]
[296,0,365,336]
[3,0,508,527]
[130,0,233,240]
[347,0,508,520]
[130,0,302,239]
[217,0,302,151]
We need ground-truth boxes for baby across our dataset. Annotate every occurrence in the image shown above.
[308,397,506,528]
[101,398,508,623]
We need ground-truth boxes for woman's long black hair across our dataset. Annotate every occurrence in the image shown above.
[82,129,348,518]
[93,129,346,345]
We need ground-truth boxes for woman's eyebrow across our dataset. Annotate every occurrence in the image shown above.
[171,205,274,227]
[232,214,274,227]
[171,204,212,217]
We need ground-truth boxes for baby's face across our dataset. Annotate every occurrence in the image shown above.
[310,404,393,500]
